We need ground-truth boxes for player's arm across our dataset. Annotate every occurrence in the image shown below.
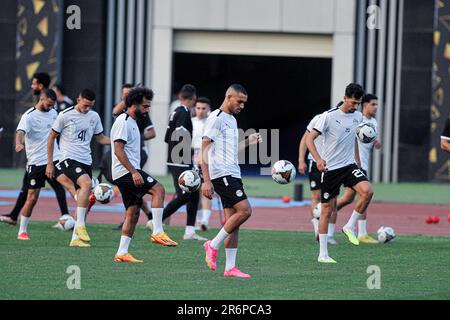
[200,137,214,200]
[298,131,308,175]
[15,130,25,153]
[441,138,450,153]
[306,129,326,172]
[440,118,450,153]
[114,140,144,187]
[239,132,263,152]
[354,137,361,168]
[143,127,156,140]
[95,133,111,145]
[46,130,59,179]
[112,100,126,117]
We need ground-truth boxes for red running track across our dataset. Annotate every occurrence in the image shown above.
[1,194,449,236]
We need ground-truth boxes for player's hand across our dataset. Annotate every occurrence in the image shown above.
[248,133,263,145]
[46,163,55,179]
[132,171,144,187]
[202,180,214,200]
[374,140,382,149]
[317,159,327,172]
[15,144,24,153]
[298,161,307,175]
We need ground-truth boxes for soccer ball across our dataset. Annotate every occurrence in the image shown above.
[93,183,115,204]
[356,122,377,144]
[178,170,201,193]
[272,160,296,184]
[312,203,321,219]
[377,226,396,244]
[58,214,75,231]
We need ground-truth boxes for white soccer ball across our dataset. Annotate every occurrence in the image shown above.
[312,203,321,219]
[93,183,115,204]
[59,214,75,231]
[356,122,377,144]
[377,226,396,244]
[272,160,296,185]
[178,170,201,193]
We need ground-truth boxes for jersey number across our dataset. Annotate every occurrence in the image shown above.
[352,169,365,178]
[78,130,87,142]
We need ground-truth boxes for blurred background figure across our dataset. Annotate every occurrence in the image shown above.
[192,97,213,231]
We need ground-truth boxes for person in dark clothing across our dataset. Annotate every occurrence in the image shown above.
[162,84,207,241]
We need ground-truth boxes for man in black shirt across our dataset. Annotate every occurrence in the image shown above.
[162,84,207,241]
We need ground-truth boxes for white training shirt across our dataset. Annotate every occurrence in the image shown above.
[17,107,60,166]
[306,112,326,162]
[52,107,103,165]
[110,113,141,180]
[358,116,378,172]
[313,107,363,171]
[203,109,241,180]
[192,116,208,151]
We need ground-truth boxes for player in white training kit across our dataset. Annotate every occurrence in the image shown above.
[336,94,381,244]
[298,102,344,244]
[47,89,110,247]
[14,90,62,240]
[192,97,213,231]
[202,84,262,278]
[306,83,374,263]
[111,87,176,262]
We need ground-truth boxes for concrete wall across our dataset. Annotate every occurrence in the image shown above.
[146,0,356,176]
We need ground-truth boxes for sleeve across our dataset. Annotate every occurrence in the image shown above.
[203,116,221,142]
[94,113,104,135]
[112,118,128,144]
[143,114,154,131]
[16,113,29,133]
[441,118,450,141]
[313,113,328,135]
[306,115,319,132]
[52,113,64,134]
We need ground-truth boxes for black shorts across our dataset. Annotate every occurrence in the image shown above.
[308,160,322,191]
[212,176,248,209]
[27,161,61,189]
[321,164,368,203]
[114,170,158,209]
[60,159,92,188]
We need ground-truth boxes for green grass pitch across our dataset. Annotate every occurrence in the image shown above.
[1,222,449,300]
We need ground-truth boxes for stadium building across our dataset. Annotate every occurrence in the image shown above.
[0,0,448,182]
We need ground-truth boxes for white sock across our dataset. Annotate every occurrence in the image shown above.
[196,210,203,223]
[225,248,238,271]
[319,234,328,258]
[210,228,230,250]
[311,218,319,235]
[358,220,368,238]
[202,209,211,224]
[75,207,87,228]
[19,215,30,234]
[151,208,164,235]
[344,210,362,230]
[117,236,132,256]
[71,227,78,241]
[327,223,335,238]
[185,225,195,235]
